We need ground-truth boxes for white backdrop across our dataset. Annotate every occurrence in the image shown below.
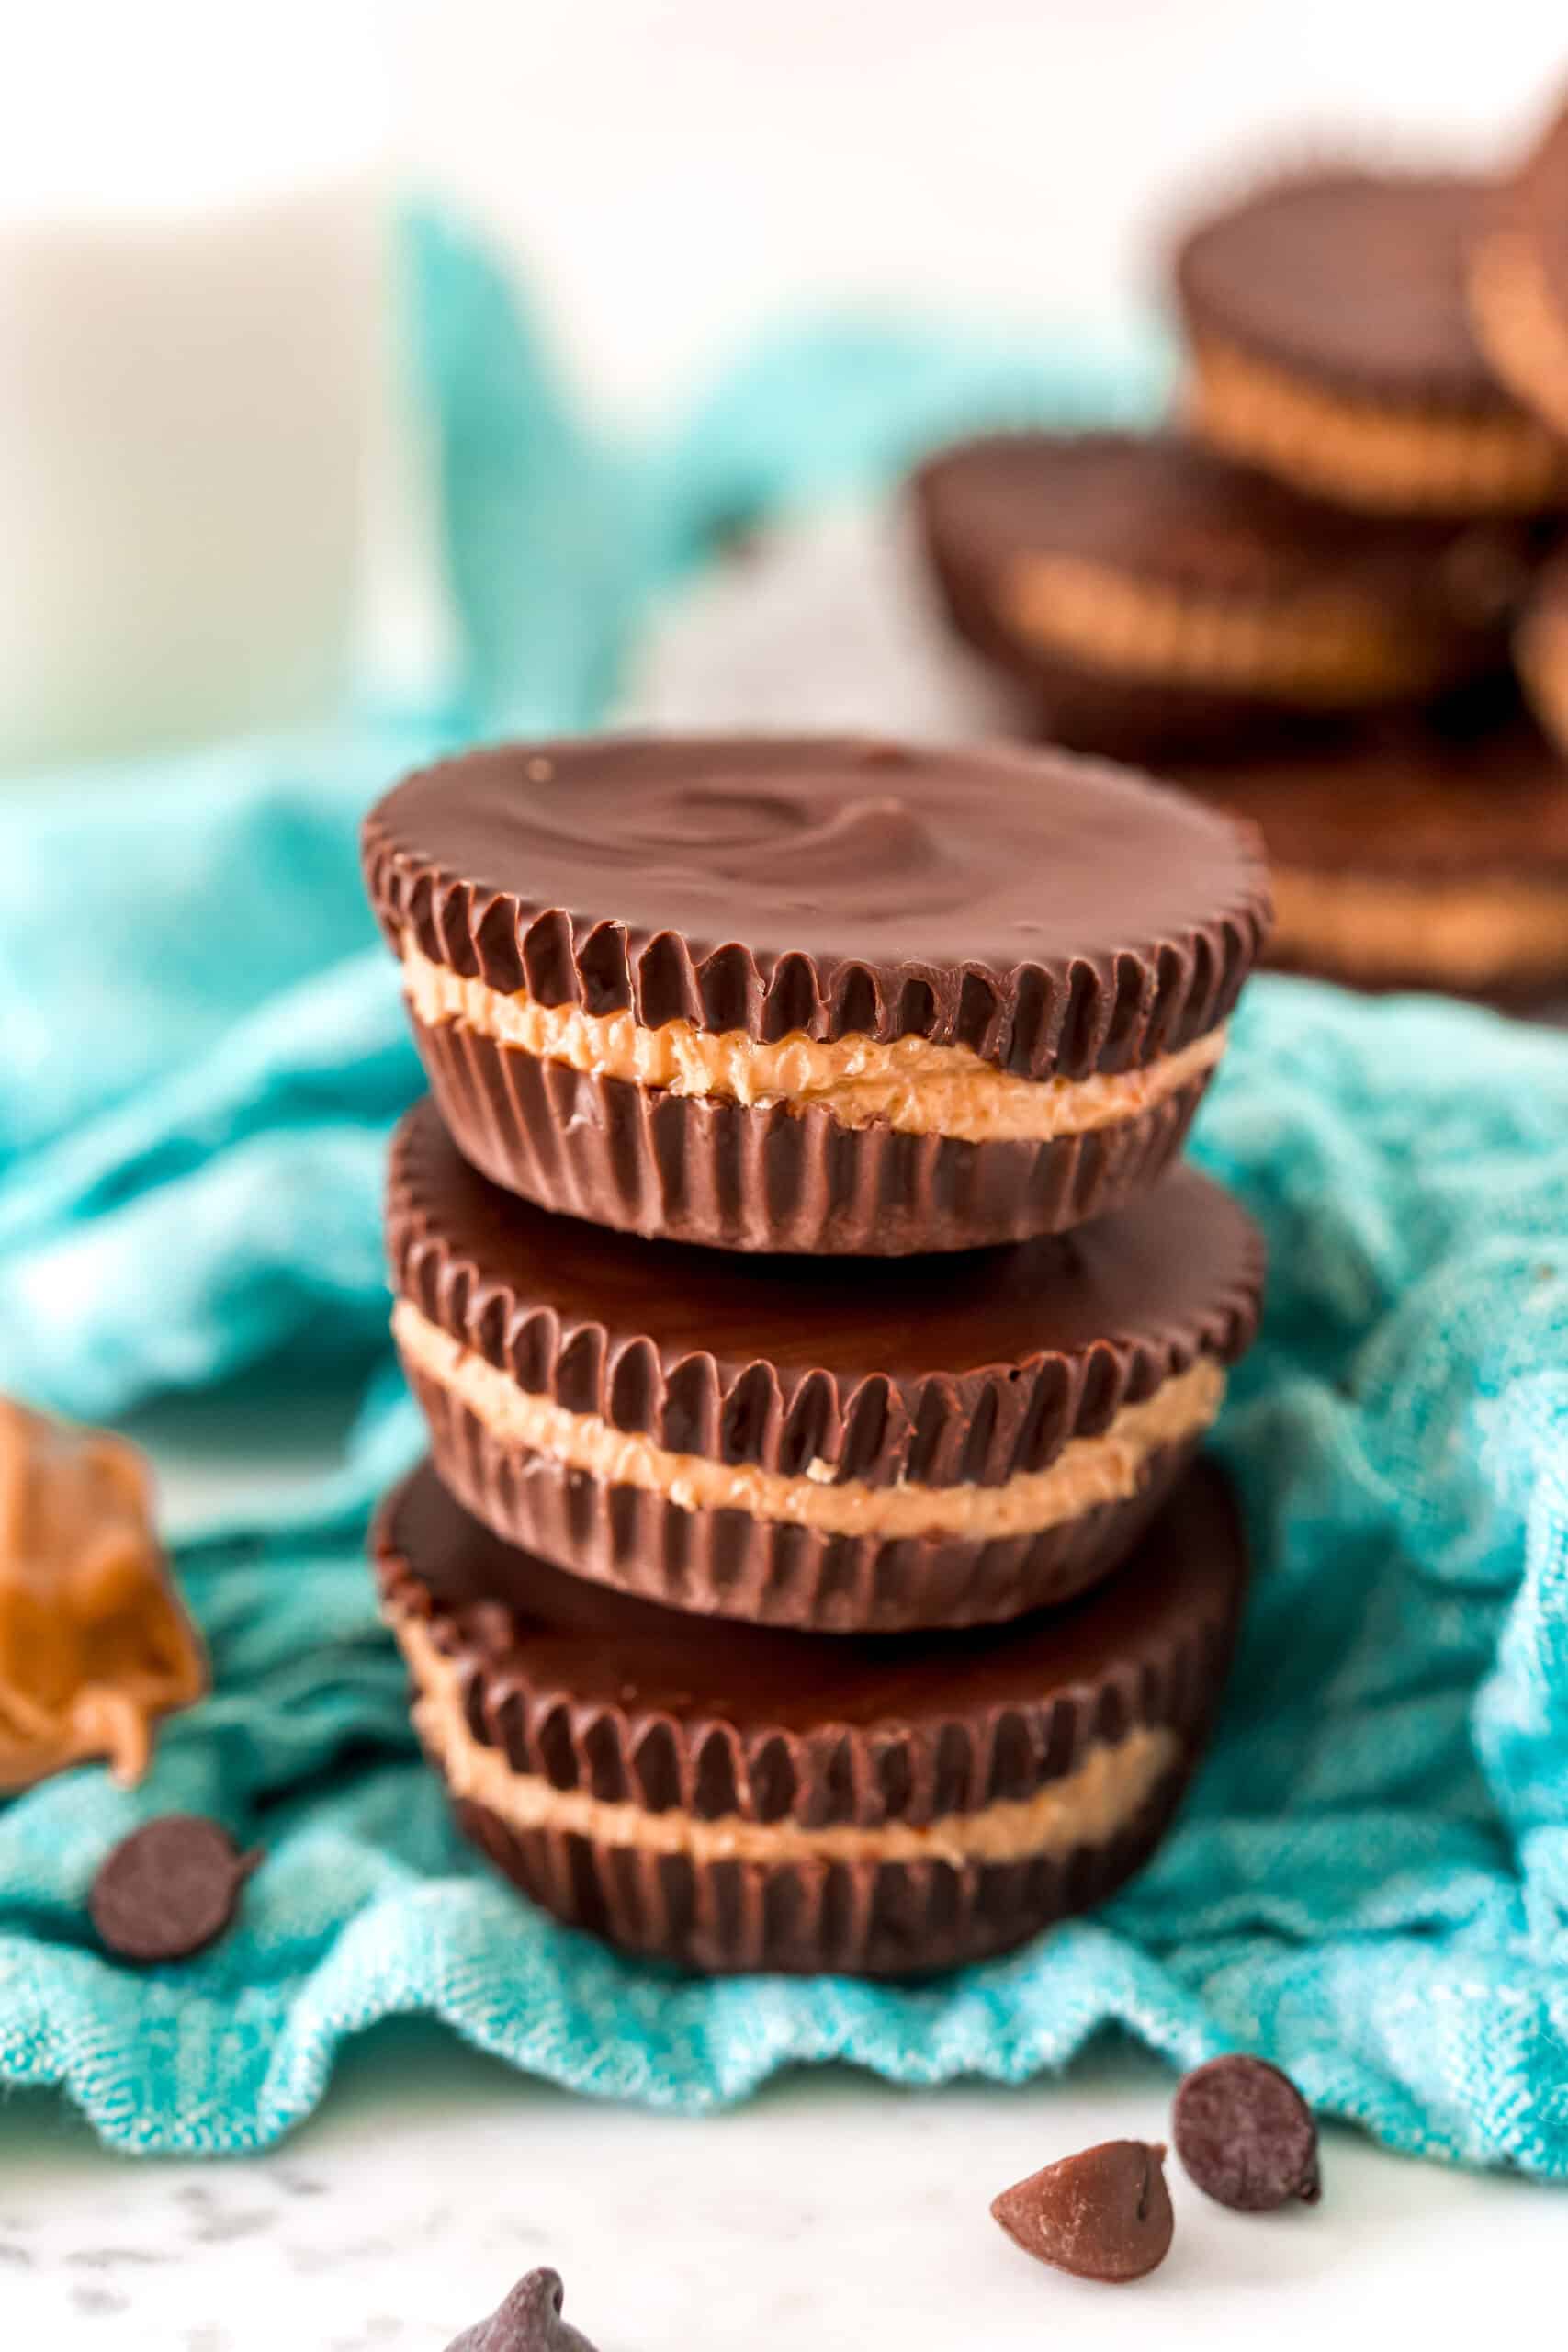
[392,0,1568,418]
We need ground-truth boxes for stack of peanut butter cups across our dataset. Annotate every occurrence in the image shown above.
[360,734,1271,1977]
[914,91,1568,1005]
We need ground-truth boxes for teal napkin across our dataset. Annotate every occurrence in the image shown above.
[3,215,1567,2174]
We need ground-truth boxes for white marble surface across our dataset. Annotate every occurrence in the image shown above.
[10,2028,1561,2349]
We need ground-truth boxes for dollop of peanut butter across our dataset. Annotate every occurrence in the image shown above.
[0,1398,207,1791]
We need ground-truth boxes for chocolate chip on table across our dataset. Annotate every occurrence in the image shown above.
[89,1815,262,1963]
[443,2269,600,2352]
[1173,2053,1322,2211]
[991,2139,1174,2284]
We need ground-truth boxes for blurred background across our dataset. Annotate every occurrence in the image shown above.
[4,0,1565,769]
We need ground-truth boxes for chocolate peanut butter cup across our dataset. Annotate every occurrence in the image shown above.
[389,1099,1263,1633]
[1471,98,1568,442]
[362,736,1269,1256]
[912,432,1529,756]
[1177,170,1568,515]
[1171,713,1568,1000]
[373,1457,1247,1977]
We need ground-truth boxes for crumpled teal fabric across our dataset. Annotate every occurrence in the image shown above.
[3,215,1568,2174]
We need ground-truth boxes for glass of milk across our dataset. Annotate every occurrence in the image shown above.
[0,3,387,771]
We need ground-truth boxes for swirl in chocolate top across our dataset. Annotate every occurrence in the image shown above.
[363,735,1269,1079]
[1177,171,1508,403]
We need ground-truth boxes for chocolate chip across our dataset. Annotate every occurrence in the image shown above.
[443,2269,599,2352]
[89,1815,262,1963]
[990,2139,1174,2284]
[1173,2053,1321,2211]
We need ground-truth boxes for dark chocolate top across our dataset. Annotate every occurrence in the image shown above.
[912,430,1528,617]
[363,734,1269,1080]
[389,1098,1263,1490]
[1177,170,1511,405]
[376,1454,1244,1746]
[1172,717,1568,876]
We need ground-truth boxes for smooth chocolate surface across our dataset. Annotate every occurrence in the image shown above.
[389,1097,1263,1487]
[991,2142,1175,2284]
[1177,171,1515,402]
[375,1456,1245,1747]
[364,734,1269,1080]
[1171,714,1568,877]
[89,1816,261,1965]
[1173,2055,1321,2211]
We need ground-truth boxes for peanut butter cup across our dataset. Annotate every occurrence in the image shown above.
[362,735,1269,1256]
[1177,170,1568,514]
[912,432,1529,756]
[373,1456,1247,1977]
[389,1099,1262,1633]
[1471,96,1568,442]
[1171,713,1568,1000]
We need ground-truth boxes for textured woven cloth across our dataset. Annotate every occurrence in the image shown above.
[3,219,1568,2171]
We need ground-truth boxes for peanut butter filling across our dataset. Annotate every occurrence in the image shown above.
[1187,334,1568,514]
[400,936,1225,1147]
[393,1297,1227,1542]
[394,1608,1179,1869]
[1000,549,1442,703]
[0,1398,207,1792]
[1271,865,1568,988]
[1469,230,1568,441]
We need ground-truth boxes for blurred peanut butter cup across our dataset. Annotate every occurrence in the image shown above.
[913,431,1530,756]
[1177,169,1568,514]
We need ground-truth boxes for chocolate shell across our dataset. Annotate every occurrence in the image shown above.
[912,432,1529,757]
[389,1099,1263,1630]
[363,736,1269,1079]
[362,735,1267,1253]
[373,1458,1247,1976]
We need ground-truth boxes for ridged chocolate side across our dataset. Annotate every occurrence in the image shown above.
[372,1459,1246,1836]
[404,1362,1200,1631]
[445,1770,1193,1976]
[405,1015,1221,1255]
[361,739,1270,1084]
[387,1100,1264,1489]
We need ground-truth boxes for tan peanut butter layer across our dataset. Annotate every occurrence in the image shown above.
[1187,334,1568,513]
[1271,865,1568,988]
[400,935,1226,1146]
[0,1398,207,1792]
[999,550,1440,702]
[1470,231,1568,440]
[393,1298,1227,1541]
[395,1609,1179,1869]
